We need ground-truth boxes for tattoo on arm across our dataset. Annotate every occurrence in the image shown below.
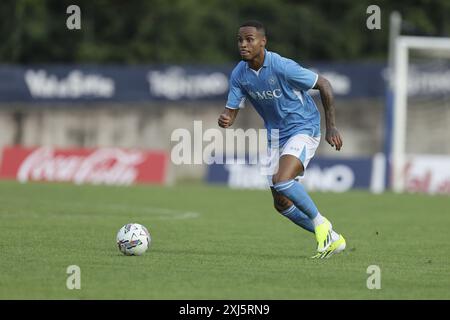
[314,75,336,129]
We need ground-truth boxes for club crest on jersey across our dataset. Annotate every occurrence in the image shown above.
[268,77,276,85]
[248,89,282,100]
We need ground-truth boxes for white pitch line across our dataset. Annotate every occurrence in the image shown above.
[0,204,201,220]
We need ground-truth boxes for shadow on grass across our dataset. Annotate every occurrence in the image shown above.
[149,248,312,260]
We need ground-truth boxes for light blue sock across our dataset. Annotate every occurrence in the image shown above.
[280,205,315,233]
[274,179,319,220]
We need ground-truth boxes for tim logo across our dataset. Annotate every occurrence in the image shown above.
[249,89,282,100]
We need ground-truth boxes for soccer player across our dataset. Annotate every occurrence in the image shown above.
[218,21,346,258]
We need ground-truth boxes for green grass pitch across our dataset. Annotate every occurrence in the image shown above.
[0,180,448,299]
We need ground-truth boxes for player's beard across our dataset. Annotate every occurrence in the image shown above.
[241,50,260,62]
[241,50,263,63]
[240,52,252,61]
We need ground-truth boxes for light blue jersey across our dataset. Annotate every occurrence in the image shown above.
[226,50,320,147]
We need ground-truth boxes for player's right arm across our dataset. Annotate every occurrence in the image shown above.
[218,107,239,128]
[218,65,245,128]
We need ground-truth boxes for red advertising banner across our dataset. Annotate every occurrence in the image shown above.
[0,146,168,186]
[402,155,450,194]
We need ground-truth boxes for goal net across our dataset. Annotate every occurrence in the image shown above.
[391,36,450,194]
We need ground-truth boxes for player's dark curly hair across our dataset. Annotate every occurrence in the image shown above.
[239,20,266,36]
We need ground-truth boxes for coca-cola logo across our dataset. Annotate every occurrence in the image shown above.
[17,147,145,185]
[403,158,450,194]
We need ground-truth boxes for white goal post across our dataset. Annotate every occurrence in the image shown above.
[391,35,450,192]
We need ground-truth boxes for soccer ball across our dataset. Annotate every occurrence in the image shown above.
[116,223,151,256]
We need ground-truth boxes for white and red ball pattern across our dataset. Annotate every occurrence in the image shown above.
[116,223,151,256]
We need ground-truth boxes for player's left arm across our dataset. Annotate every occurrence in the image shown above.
[313,75,343,151]
[283,59,343,151]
